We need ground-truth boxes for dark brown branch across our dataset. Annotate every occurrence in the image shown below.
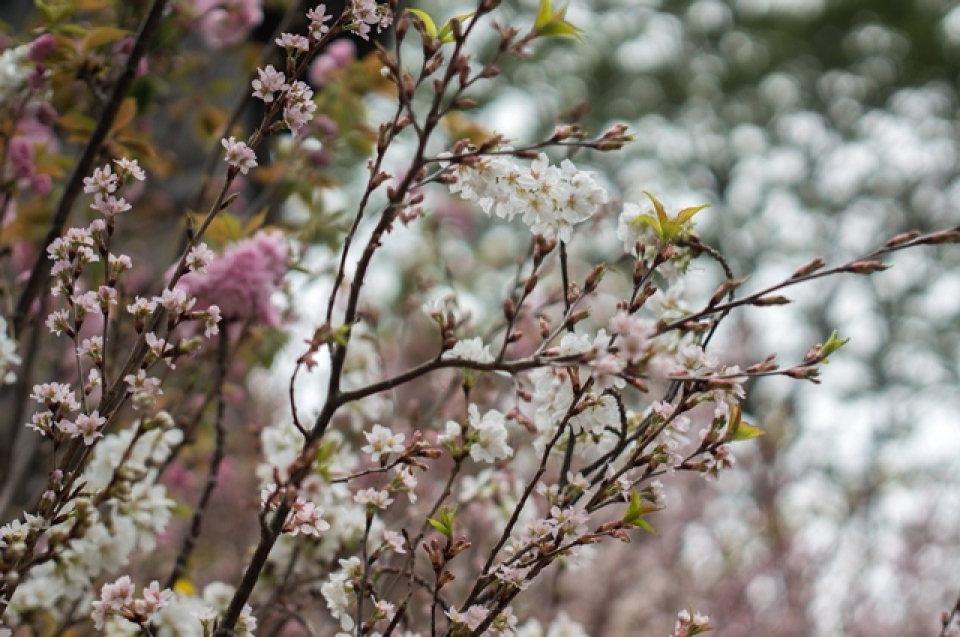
[13,0,170,336]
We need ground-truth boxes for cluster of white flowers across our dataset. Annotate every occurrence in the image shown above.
[449,153,609,242]
[446,605,518,637]
[248,63,318,135]
[440,404,513,463]
[0,45,35,104]
[443,336,495,364]
[259,486,332,538]
[128,582,257,637]
[221,136,258,173]
[90,577,173,630]
[670,609,711,637]
[6,421,179,625]
[528,331,621,458]
[361,423,405,461]
[321,556,362,631]
[503,505,589,560]
[82,159,146,217]
[347,0,393,40]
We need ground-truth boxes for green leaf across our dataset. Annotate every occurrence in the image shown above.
[535,0,555,30]
[676,204,711,224]
[820,329,850,363]
[632,516,657,535]
[428,505,457,539]
[406,9,438,38]
[534,0,583,41]
[427,517,450,538]
[730,422,764,441]
[535,21,583,39]
[623,490,656,534]
[726,403,763,441]
[631,192,710,243]
[644,191,669,229]
[623,490,642,525]
[630,213,662,236]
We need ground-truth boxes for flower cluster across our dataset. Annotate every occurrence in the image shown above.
[90,577,173,630]
[321,557,363,631]
[221,136,257,174]
[174,228,291,327]
[449,153,609,242]
[7,421,179,625]
[361,423,405,462]
[440,404,513,463]
[670,609,711,637]
[346,0,392,40]
[81,158,146,217]
[189,0,264,49]
[0,40,48,106]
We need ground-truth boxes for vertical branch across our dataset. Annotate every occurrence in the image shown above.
[164,326,231,589]
[13,0,170,336]
[559,240,572,323]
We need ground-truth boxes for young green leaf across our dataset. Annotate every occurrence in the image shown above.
[534,0,584,41]
[428,505,457,539]
[406,9,439,38]
[623,491,657,534]
[819,330,850,363]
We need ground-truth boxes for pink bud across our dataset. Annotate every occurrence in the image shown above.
[28,34,57,62]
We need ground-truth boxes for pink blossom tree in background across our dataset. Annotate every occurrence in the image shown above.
[0,1,959,637]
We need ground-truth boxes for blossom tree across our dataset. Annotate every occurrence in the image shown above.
[0,1,958,637]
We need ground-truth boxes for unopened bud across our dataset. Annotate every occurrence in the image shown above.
[437,570,456,588]
[503,297,516,321]
[584,264,606,292]
[922,229,960,245]
[884,230,920,247]
[791,257,826,279]
[846,260,889,274]
[524,274,539,295]
[752,295,792,306]
[564,308,590,328]
[424,54,444,76]
[452,98,477,110]
[480,64,500,78]
[539,317,551,339]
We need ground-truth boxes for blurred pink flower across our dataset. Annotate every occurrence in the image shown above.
[308,39,356,86]
[27,34,56,62]
[175,229,291,327]
[190,0,264,49]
